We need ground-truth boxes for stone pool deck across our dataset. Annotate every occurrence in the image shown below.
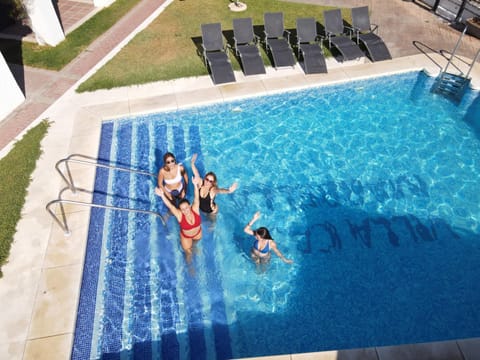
[1,51,480,359]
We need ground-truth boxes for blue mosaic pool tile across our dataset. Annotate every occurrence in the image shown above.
[71,122,113,360]
[189,126,232,358]
[101,122,132,355]
[188,125,205,176]
[172,125,186,164]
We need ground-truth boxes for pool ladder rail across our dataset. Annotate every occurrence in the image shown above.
[46,154,166,236]
[431,24,480,102]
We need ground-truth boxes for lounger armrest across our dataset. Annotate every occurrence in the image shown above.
[200,45,209,66]
[283,29,291,43]
[325,31,334,48]
[370,23,379,34]
[344,25,355,39]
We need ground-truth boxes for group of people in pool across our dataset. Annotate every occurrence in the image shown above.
[155,152,293,266]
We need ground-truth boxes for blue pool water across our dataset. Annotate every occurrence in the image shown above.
[72,71,480,359]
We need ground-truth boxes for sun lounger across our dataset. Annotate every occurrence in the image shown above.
[296,17,327,74]
[323,8,364,62]
[201,23,236,85]
[351,6,392,62]
[263,12,296,69]
[233,18,266,75]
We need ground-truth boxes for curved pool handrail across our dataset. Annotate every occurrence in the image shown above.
[46,190,167,236]
[55,153,157,193]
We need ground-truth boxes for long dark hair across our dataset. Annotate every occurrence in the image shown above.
[254,227,273,240]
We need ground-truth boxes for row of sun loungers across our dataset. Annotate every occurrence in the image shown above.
[201,7,392,85]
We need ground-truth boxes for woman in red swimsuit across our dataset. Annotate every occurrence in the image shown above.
[156,176,202,262]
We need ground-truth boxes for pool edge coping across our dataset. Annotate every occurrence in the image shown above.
[1,52,480,359]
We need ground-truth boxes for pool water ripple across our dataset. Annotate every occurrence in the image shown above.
[72,71,480,360]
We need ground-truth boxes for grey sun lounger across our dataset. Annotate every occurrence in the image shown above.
[323,8,364,62]
[263,12,296,69]
[201,23,236,85]
[351,6,392,62]
[233,18,266,75]
[296,17,327,74]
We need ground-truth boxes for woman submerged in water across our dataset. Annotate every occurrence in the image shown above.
[190,153,237,215]
[244,211,293,265]
[156,176,202,263]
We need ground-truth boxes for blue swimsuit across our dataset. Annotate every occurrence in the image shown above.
[253,239,270,254]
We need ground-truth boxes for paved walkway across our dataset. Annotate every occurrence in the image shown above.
[1,0,480,154]
[0,0,168,153]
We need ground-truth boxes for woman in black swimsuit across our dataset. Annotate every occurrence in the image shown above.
[191,153,238,214]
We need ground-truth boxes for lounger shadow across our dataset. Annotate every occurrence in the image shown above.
[233,18,266,76]
[296,17,327,74]
[264,12,296,69]
[323,8,364,62]
[351,6,392,62]
[201,23,236,85]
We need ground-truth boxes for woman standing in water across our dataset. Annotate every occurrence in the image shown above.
[156,176,202,263]
[190,153,237,214]
[157,152,188,206]
[244,211,293,265]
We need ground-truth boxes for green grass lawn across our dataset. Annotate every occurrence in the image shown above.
[0,120,50,277]
[0,0,141,70]
[78,0,348,92]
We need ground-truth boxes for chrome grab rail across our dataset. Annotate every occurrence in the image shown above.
[443,24,468,76]
[46,187,166,236]
[55,153,157,193]
[465,48,480,80]
[48,154,165,235]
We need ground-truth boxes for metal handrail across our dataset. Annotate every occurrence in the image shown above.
[46,187,166,236]
[465,48,480,80]
[443,25,468,75]
[49,154,165,235]
[55,153,157,193]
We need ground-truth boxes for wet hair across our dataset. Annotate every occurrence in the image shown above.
[178,199,190,208]
[163,152,176,169]
[254,227,273,240]
[204,171,218,187]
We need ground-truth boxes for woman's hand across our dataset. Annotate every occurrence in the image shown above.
[191,153,198,165]
[229,182,238,193]
[192,175,201,187]
[252,211,261,221]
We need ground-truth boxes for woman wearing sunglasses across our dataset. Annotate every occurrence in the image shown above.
[190,153,238,214]
[156,152,188,205]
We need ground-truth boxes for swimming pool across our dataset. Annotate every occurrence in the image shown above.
[72,71,480,359]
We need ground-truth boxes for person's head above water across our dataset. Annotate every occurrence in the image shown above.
[203,171,217,187]
[163,152,176,168]
[254,227,273,240]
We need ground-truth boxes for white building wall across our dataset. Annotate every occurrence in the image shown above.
[0,52,25,121]
[26,0,65,46]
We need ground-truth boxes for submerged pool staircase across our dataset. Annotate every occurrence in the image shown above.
[431,25,480,102]
[46,153,165,236]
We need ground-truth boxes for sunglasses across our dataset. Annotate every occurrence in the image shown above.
[166,159,176,164]
[205,178,214,183]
